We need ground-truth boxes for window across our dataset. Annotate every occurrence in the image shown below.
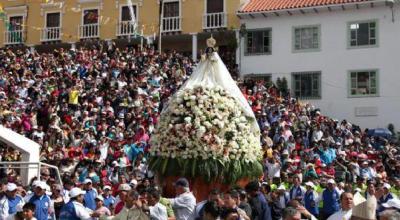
[83,9,98,25]
[349,70,378,97]
[348,20,377,47]
[246,29,271,55]
[207,0,223,13]
[46,12,60,28]
[292,72,321,99]
[121,5,137,21]
[293,25,320,51]
[8,16,23,31]
[164,1,179,17]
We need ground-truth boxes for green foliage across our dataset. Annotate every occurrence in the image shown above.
[149,156,263,184]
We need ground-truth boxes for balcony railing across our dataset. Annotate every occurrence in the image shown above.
[203,12,227,29]
[116,21,137,36]
[162,16,181,33]
[40,27,61,42]
[79,24,99,39]
[4,30,24,45]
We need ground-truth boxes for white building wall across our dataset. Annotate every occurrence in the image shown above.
[240,5,400,130]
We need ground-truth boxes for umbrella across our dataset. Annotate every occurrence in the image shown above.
[367,128,392,139]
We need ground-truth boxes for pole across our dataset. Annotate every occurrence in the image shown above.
[158,0,164,53]
[140,28,144,51]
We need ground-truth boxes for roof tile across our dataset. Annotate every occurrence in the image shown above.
[240,0,372,13]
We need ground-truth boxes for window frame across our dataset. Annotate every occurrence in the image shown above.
[244,28,272,56]
[347,19,379,49]
[119,3,139,23]
[291,71,322,100]
[347,69,379,98]
[204,0,225,14]
[44,11,62,28]
[162,0,181,18]
[7,14,25,31]
[292,24,321,53]
[81,8,100,26]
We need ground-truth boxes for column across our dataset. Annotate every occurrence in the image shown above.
[70,42,76,50]
[191,33,198,62]
[235,29,241,77]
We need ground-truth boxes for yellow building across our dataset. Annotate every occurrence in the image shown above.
[0,0,247,60]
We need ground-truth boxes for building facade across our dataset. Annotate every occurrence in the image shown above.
[238,0,400,129]
[0,0,246,60]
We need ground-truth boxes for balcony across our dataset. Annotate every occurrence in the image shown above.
[117,21,137,36]
[162,16,181,33]
[79,24,99,39]
[203,12,227,29]
[4,30,24,45]
[40,27,61,42]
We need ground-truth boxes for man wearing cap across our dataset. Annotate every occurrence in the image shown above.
[83,178,98,211]
[0,183,25,219]
[321,179,340,220]
[168,178,196,220]
[304,182,319,217]
[94,196,111,217]
[114,184,132,215]
[378,183,395,212]
[100,190,149,220]
[25,181,54,220]
[102,185,116,211]
[59,187,100,220]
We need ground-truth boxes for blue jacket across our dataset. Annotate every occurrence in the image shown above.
[304,191,319,216]
[59,201,80,220]
[29,194,52,220]
[103,194,116,209]
[7,195,23,214]
[321,189,340,215]
[254,192,272,220]
[84,188,98,210]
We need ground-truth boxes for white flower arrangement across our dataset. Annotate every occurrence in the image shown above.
[149,86,263,183]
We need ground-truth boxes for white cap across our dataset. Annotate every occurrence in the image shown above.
[95,195,104,202]
[327,179,336,184]
[35,181,48,190]
[103,185,112,191]
[305,182,315,188]
[69,187,86,198]
[83,179,92,184]
[130,179,138,186]
[6,183,17,191]
[383,183,391,189]
[277,185,286,190]
[382,198,400,209]
[118,183,131,191]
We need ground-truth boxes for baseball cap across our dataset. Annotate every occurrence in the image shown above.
[69,187,86,198]
[6,183,17,191]
[103,185,112,191]
[383,183,391,189]
[118,184,132,192]
[35,181,48,190]
[130,179,138,186]
[327,179,336,184]
[83,179,92,184]
[305,182,315,188]
[277,185,286,190]
[95,195,104,202]
[174,178,189,188]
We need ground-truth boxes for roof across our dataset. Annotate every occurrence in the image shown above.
[239,0,374,13]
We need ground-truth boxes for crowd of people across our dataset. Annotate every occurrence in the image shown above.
[0,42,399,220]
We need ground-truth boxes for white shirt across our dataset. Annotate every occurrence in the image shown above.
[149,202,168,220]
[73,201,93,220]
[265,161,281,180]
[0,195,25,219]
[169,191,196,220]
[327,209,352,220]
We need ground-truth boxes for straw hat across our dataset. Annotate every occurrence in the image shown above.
[352,196,377,220]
